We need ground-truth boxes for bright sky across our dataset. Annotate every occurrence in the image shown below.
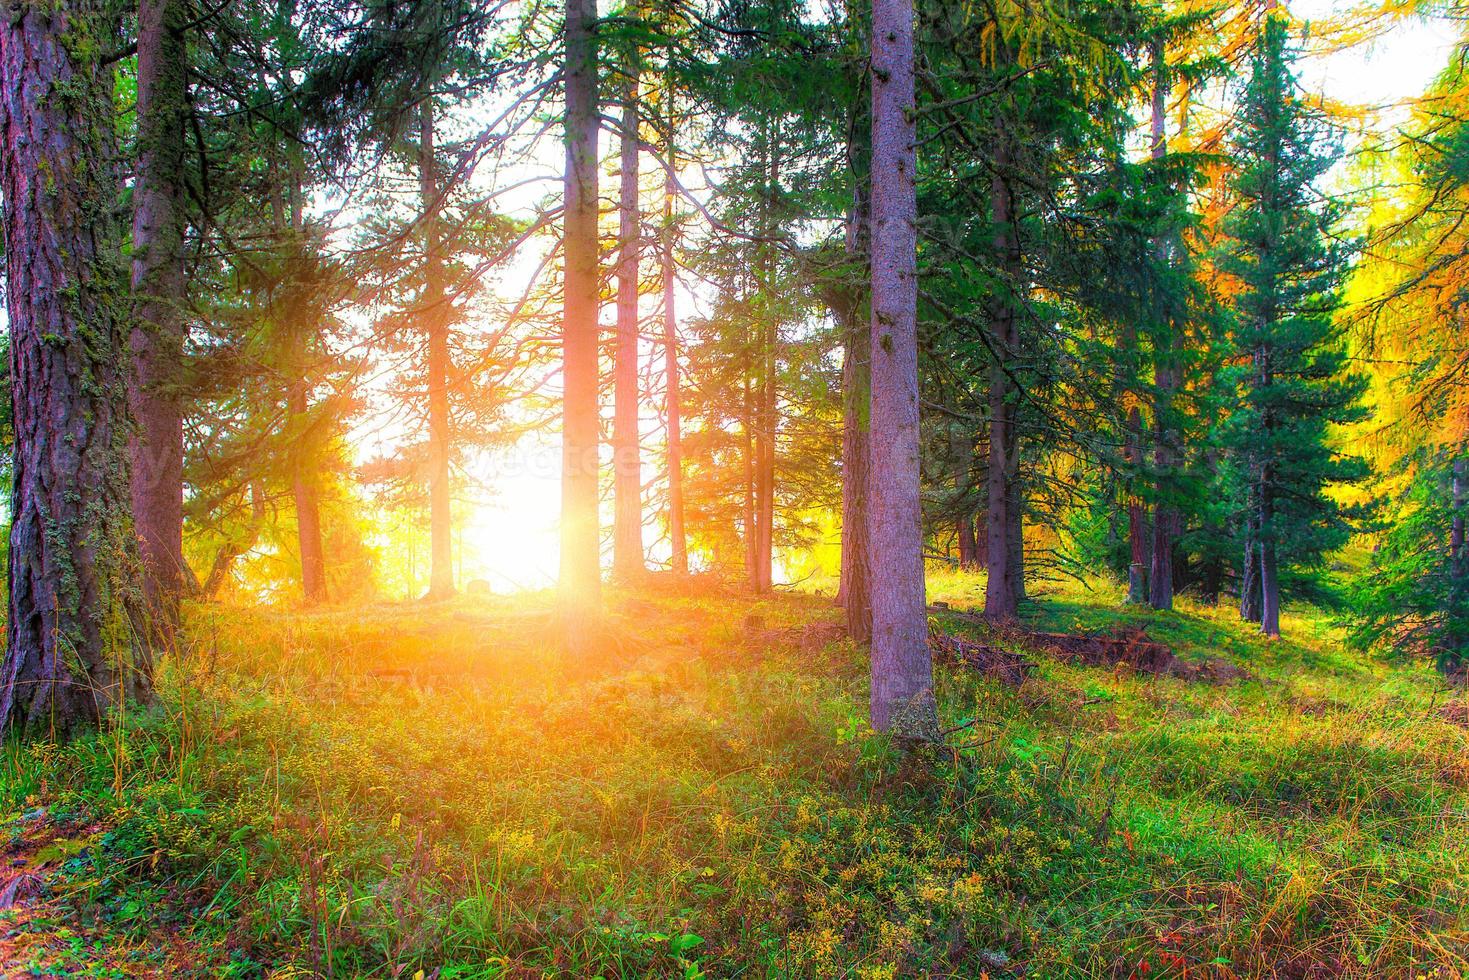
[1295,1,1460,116]
[402,3,1468,596]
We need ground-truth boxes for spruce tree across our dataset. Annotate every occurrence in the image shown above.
[1347,451,1469,674]
[1216,12,1367,637]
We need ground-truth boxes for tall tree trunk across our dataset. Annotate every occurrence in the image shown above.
[867,0,935,739]
[419,103,455,600]
[1148,38,1178,613]
[984,133,1023,621]
[662,129,687,577]
[947,410,981,572]
[958,516,978,569]
[1008,474,1025,602]
[612,41,644,582]
[1256,334,1279,636]
[1259,486,1280,637]
[1125,408,1148,604]
[289,379,327,604]
[751,133,779,594]
[1450,455,1467,668]
[1452,458,1465,565]
[1239,525,1261,623]
[838,218,873,637]
[1,0,150,733]
[560,0,602,614]
[129,0,189,643]
[280,176,327,605]
[838,113,873,641]
[755,333,776,593]
[743,371,759,587]
[1149,373,1178,611]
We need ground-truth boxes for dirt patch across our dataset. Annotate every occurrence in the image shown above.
[927,606,1251,685]
[1026,626,1251,683]
[929,630,1034,686]
[1437,702,1469,728]
[1022,626,1174,672]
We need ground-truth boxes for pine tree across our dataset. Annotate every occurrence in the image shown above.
[611,0,647,583]
[560,0,603,617]
[1347,451,1469,674]
[867,0,936,739]
[1,0,149,732]
[130,0,191,641]
[1216,12,1367,637]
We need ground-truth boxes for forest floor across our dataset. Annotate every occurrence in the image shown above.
[1,570,1467,978]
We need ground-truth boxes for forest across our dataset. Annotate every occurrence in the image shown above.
[1,0,1469,974]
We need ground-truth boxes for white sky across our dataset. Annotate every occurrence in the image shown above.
[448,3,1467,594]
[1296,1,1460,117]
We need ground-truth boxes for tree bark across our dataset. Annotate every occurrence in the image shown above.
[838,112,873,641]
[1,0,150,734]
[1148,38,1178,613]
[1259,488,1280,637]
[278,174,328,606]
[129,0,189,643]
[750,132,779,594]
[742,371,758,586]
[867,0,935,739]
[1149,498,1177,610]
[984,133,1023,621]
[1125,407,1148,604]
[419,102,455,600]
[838,213,873,638]
[611,40,644,582]
[662,127,687,577]
[1452,459,1465,565]
[1450,455,1467,666]
[1008,476,1025,603]
[1239,527,1261,623]
[958,515,978,569]
[1256,328,1279,636]
[289,381,327,604]
[560,0,602,615]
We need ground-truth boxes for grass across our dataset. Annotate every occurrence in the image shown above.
[3,571,1468,978]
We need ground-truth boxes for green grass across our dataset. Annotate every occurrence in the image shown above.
[4,573,1468,978]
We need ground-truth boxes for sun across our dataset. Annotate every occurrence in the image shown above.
[456,446,563,594]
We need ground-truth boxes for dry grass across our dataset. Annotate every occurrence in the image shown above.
[1,573,1467,978]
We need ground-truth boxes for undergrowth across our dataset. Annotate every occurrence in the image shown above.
[3,574,1467,978]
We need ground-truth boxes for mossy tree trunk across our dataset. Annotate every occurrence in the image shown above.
[0,0,149,734]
